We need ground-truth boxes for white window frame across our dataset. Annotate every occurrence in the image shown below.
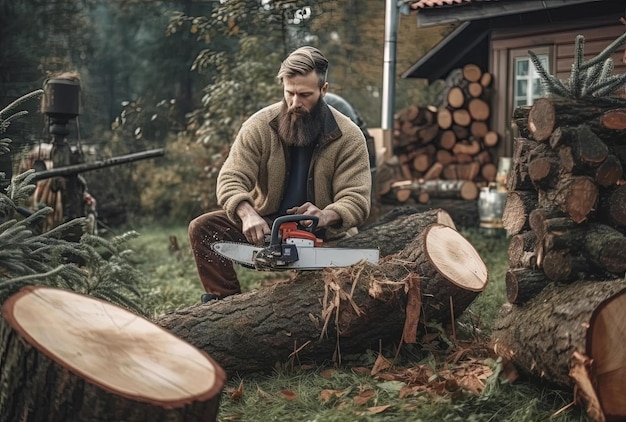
[510,46,552,108]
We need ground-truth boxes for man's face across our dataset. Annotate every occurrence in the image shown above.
[283,72,327,113]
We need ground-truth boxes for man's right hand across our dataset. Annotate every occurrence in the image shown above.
[236,202,270,245]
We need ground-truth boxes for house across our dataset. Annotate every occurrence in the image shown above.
[402,0,626,158]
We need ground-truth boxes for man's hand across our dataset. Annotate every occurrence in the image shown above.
[236,202,270,245]
[286,202,340,228]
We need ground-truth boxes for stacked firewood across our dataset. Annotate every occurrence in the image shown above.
[376,64,499,204]
[502,98,626,304]
[493,97,626,422]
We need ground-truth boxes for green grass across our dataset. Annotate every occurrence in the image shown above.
[126,223,592,422]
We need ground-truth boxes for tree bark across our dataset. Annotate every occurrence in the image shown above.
[0,286,225,422]
[505,268,547,304]
[528,98,607,142]
[492,279,626,422]
[156,219,489,376]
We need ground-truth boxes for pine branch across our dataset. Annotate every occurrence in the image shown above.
[568,35,584,97]
[589,73,626,97]
[0,89,43,119]
[529,50,569,96]
[531,32,626,103]
[581,59,609,97]
[580,30,626,70]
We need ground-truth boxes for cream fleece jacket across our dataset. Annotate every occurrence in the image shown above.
[217,101,371,238]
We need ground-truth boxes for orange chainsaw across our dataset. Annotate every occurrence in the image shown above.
[211,214,379,270]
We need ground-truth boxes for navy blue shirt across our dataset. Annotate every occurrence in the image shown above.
[277,145,315,215]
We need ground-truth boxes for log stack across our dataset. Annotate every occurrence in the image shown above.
[377,64,498,205]
[492,97,626,422]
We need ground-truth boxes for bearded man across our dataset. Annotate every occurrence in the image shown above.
[188,46,372,302]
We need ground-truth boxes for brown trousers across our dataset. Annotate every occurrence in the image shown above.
[188,210,249,297]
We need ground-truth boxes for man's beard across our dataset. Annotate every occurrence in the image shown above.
[277,98,323,147]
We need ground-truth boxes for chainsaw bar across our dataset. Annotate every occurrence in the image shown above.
[210,241,379,270]
[211,241,261,269]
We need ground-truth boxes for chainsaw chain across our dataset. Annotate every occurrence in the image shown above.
[209,241,257,269]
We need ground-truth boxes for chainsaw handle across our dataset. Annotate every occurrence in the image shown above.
[270,214,319,246]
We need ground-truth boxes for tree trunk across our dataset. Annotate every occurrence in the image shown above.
[156,218,488,376]
[492,279,626,422]
[0,286,225,422]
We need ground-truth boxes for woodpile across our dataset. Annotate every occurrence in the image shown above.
[492,97,626,422]
[376,64,498,205]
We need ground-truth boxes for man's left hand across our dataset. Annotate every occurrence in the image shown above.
[286,202,340,228]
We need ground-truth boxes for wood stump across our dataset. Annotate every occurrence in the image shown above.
[0,286,226,422]
[492,279,626,422]
[156,214,488,376]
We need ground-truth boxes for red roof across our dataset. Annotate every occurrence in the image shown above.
[410,0,501,10]
[410,0,471,9]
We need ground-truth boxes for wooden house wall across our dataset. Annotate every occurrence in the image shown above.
[488,21,625,158]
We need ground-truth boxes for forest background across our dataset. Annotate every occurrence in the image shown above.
[0,0,451,227]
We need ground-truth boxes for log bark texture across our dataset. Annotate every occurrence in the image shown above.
[156,216,488,376]
[0,286,225,422]
[492,279,626,421]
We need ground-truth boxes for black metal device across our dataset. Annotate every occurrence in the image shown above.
[41,76,84,222]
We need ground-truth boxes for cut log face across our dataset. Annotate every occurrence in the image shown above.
[423,224,488,292]
[589,290,626,420]
[1,286,225,422]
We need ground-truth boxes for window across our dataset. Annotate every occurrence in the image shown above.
[513,54,548,107]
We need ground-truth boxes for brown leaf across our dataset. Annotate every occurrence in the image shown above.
[367,405,391,414]
[351,366,370,375]
[320,368,337,379]
[227,380,244,401]
[319,389,345,402]
[353,389,375,406]
[371,353,392,375]
[421,332,439,343]
[280,390,298,401]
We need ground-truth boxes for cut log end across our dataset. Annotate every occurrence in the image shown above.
[589,290,626,420]
[3,286,226,420]
[528,98,556,142]
[424,224,488,292]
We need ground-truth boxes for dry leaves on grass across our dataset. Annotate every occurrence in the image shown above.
[374,335,496,398]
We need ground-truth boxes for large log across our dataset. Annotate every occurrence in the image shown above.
[492,279,626,422]
[0,286,225,422]
[528,98,607,142]
[539,175,598,223]
[156,220,488,376]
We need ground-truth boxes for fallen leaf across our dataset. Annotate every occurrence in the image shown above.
[371,353,391,375]
[320,368,337,379]
[319,389,345,402]
[227,380,244,401]
[353,389,375,406]
[368,404,391,414]
[280,390,297,401]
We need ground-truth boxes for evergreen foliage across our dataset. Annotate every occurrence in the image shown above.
[0,94,145,314]
[530,31,626,104]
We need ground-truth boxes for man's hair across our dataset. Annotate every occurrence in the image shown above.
[277,46,328,88]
